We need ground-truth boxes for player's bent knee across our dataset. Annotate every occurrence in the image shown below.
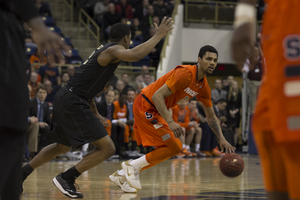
[167,138,182,155]
[56,143,71,154]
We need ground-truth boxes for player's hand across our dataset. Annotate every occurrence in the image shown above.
[231,22,255,70]
[29,116,38,124]
[28,17,71,65]
[154,16,174,39]
[39,122,49,128]
[188,121,197,127]
[168,121,184,138]
[219,137,236,153]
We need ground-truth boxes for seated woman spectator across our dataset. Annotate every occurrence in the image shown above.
[226,80,242,147]
[28,72,41,99]
[30,48,47,74]
[34,0,52,17]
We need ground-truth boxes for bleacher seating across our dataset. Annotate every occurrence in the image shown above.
[43,16,56,26]
[25,43,38,59]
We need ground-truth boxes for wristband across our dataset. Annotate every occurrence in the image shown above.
[234,3,256,28]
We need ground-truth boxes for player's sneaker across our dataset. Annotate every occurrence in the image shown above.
[122,160,142,190]
[202,151,213,156]
[52,173,83,198]
[175,152,185,158]
[109,171,137,193]
[182,148,196,157]
[196,150,207,157]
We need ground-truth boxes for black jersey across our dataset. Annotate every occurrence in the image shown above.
[68,43,120,100]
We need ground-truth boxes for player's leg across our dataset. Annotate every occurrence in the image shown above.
[281,141,300,200]
[254,131,289,200]
[177,127,187,158]
[183,127,196,157]
[21,142,71,193]
[75,135,115,173]
[194,127,206,156]
[0,132,24,200]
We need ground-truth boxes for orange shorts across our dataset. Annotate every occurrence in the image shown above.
[254,130,300,199]
[133,94,179,147]
[105,119,112,136]
[124,125,136,143]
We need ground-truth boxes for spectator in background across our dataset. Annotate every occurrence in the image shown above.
[30,48,47,73]
[28,72,41,99]
[211,79,227,104]
[34,0,52,17]
[44,80,56,104]
[154,0,170,21]
[141,73,154,88]
[242,46,263,112]
[54,72,70,93]
[141,5,157,28]
[226,80,241,147]
[67,65,76,78]
[121,73,134,91]
[136,83,143,94]
[112,91,129,156]
[145,26,163,68]
[80,0,99,18]
[94,0,110,27]
[135,0,150,19]
[28,85,51,151]
[97,90,116,149]
[130,18,145,42]
[38,56,61,86]
[115,80,125,93]
[135,65,155,85]
[103,3,122,41]
[222,75,234,92]
[221,76,228,88]
[114,89,120,101]
[115,0,134,20]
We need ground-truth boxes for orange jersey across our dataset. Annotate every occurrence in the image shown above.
[253,0,300,143]
[141,65,212,110]
[113,101,127,119]
[172,105,190,128]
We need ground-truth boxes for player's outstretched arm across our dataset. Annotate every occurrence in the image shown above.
[111,17,174,62]
[231,0,257,69]
[202,105,235,153]
[152,84,184,138]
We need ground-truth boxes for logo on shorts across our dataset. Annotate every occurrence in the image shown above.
[145,112,153,119]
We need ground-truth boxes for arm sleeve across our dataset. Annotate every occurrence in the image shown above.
[10,0,40,22]
[165,67,192,94]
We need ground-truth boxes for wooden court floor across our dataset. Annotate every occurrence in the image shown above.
[21,154,266,200]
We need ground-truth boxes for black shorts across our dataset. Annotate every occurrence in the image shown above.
[46,86,108,148]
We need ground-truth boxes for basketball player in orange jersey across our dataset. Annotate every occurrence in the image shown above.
[232,1,300,200]
[109,45,236,192]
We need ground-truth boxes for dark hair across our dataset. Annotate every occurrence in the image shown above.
[120,91,127,97]
[216,98,226,104]
[198,45,218,58]
[127,88,136,93]
[222,76,228,81]
[110,23,130,42]
[36,85,46,93]
[189,97,197,102]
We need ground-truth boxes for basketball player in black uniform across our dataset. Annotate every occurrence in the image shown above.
[21,19,173,198]
[0,1,69,200]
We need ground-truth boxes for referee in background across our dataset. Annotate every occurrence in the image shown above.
[0,1,69,199]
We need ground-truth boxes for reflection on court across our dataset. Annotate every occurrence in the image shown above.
[21,155,266,200]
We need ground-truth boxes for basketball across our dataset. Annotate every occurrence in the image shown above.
[219,153,244,178]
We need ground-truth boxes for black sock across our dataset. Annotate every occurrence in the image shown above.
[22,164,34,181]
[61,166,81,180]
[131,141,137,151]
[124,143,129,151]
[139,145,145,153]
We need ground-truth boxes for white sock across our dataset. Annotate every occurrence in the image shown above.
[182,144,186,149]
[129,155,149,169]
[117,169,125,176]
[195,144,200,151]
[186,145,190,150]
[82,143,89,151]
